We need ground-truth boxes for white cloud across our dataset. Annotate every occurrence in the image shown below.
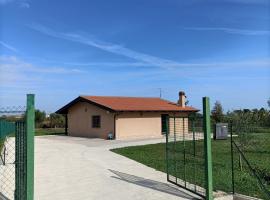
[34,58,270,70]
[0,0,13,5]
[0,55,85,88]
[0,41,18,52]
[19,2,29,8]
[221,0,269,4]
[184,27,270,36]
[0,0,30,8]
[28,24,270,70]
[28,24,182,69]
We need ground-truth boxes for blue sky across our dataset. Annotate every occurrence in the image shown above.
[0,0,269,113]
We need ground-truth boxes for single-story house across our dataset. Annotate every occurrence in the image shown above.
[56,91,198,140]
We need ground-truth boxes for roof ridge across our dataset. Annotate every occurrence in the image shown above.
[80,95,161,99]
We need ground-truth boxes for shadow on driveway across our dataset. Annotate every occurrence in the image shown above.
[109,169,201,200]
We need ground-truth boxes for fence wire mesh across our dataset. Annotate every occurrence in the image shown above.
[210,122,270,199]
[0,106,26,200]
[0,136,16,200]
[231,124,270,199]
[166,116,206,198]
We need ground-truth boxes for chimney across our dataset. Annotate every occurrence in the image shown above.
[178,91,186,107]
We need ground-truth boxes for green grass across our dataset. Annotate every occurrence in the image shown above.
[111,133,270,199]
[0,138,5,153]
[35,128,65,136]
[0,128,65,139]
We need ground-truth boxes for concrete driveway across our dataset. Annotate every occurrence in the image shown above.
[35,136,201,200]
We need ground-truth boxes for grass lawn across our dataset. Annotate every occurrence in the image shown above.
[35,128,65,136]
[111,133,270,199]
[0,138,4,153]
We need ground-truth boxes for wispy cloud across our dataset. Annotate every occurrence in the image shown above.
[0,55,84,88]
[0,41,18,52]
[221,0,269,4]
[0,56,84,75]
[184,27,270,36]
[28,23,182,69]
[0,0,30,8]
[19,1,29,8]
[28,24,270,70]
[0,0,13,5]
[30,57,270,70]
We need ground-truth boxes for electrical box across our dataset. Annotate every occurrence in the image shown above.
[214,123,228,140]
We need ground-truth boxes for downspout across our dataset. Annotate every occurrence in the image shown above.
[114,113,117,139]
[113,112,121,140]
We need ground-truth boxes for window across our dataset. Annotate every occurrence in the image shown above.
[92,115,101,128]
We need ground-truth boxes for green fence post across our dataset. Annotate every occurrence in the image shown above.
[165,115,169,181]
[26,94,35,200]
[203,97,213,200]
[230,123,235,194]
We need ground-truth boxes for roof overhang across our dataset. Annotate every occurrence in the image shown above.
[56,96,199,114]
[55,96,115,114]
[114,109,199,112]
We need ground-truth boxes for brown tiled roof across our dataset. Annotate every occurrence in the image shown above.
[56,95,199,114]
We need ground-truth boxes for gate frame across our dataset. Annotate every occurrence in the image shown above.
[165,97,213,200]
[166,115,206,198]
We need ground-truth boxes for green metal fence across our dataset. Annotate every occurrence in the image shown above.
[166,115,206,198]
[209,121,270,199]
[165,97,270,199]
[0,94,35,200]
[230,124,270,199]
[165,97,213,199]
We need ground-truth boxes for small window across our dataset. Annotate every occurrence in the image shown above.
[92,115,101,128]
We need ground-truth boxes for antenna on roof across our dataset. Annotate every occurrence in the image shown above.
[158,88,162,98]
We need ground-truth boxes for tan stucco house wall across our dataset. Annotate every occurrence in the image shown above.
[68,102,115,138]
[115,112,188,140]
[115,112,162,139]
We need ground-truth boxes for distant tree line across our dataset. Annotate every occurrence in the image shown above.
[35,110,65,128]
[211,99,270,129]
[0,110,65,128]
[190,98,270,131]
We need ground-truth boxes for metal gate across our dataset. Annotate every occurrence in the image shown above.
[165,97,213,199]
[165,116,206,198]
[0,94,35,200]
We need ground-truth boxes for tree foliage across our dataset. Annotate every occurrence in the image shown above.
[35,109,46,127]
[211,101,224,123]
[226,108,270,128]
[49,113,65,128]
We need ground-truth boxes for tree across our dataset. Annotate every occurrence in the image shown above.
[211,101,224,123]
[268,98,270,108]
[35,109,46,127]
[49,113,65,128]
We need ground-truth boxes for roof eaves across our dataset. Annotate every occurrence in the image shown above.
[55,96,115,114]
[114,109,199,112]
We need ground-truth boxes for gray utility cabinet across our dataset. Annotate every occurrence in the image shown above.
[214,123,228,140]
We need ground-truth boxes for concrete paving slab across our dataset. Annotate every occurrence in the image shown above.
[35,135,202,200]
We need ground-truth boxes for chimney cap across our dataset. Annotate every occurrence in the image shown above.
[179,91,185,96]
